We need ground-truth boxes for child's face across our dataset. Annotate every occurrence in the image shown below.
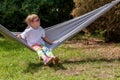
[31,17,40,28]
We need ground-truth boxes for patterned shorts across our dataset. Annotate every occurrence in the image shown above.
[32,44,54,58]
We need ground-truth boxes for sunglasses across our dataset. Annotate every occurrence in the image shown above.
[33,18,40,22]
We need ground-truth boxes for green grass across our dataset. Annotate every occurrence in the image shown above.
[0,37,120,80]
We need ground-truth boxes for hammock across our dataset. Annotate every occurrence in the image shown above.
[0,0,120,51]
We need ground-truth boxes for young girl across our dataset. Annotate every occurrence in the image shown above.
[17,14,59,65]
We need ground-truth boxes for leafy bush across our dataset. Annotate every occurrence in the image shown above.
[71,0,120,42]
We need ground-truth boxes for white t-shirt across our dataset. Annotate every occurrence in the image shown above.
[21,26,45,46]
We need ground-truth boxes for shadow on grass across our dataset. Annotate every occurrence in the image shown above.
[23,58,120,73]
[24,62,44,74]
[24,62,66,73]
[63,58,120,64]
[49,63,67,71]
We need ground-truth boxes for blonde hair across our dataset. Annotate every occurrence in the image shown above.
[25,14,39,28]
[25,14,39,24]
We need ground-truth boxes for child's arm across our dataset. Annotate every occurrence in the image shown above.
[42,37,53,45]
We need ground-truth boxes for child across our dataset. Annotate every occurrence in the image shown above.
[17,14,59,65]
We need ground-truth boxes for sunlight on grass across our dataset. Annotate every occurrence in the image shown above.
[0,37,120,80]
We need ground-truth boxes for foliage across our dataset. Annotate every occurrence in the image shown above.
[0,0,74,31]
[71,0,120,42]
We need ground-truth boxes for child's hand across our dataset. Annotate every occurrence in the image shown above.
[17,34,22,38]
[53,40,58,44]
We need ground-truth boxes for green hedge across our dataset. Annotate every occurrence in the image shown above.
[0,0,74,31]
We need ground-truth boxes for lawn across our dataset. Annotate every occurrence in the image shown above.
[0,37,120,80]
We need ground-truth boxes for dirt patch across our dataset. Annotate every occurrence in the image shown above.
[64,38,120,59]
[57,38,120,77]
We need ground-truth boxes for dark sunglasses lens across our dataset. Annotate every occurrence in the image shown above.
[36,19,39,21]
[34,19,39,22]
